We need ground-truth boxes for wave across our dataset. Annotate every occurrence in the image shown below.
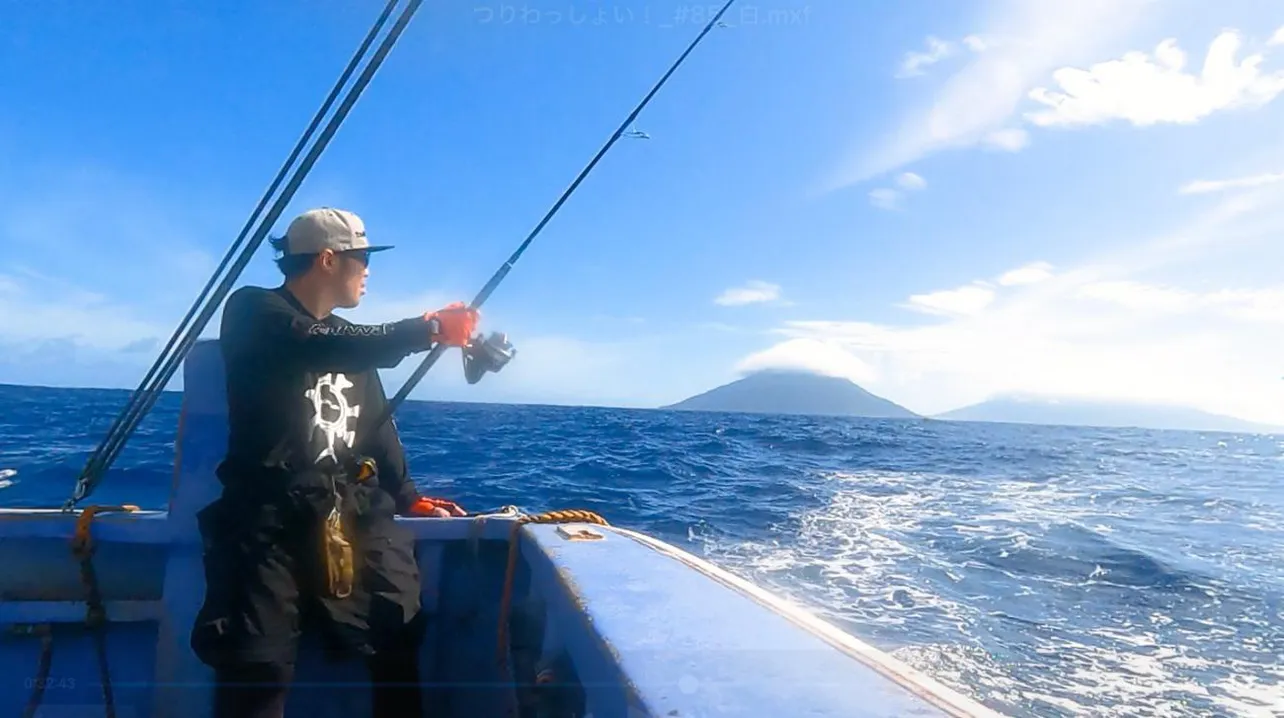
[2,390,1282,716]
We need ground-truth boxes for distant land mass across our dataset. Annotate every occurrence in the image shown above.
[935,396,1280,434]
[662,370,918,418]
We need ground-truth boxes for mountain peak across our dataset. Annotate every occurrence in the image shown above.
[936,395,1278,433]
[661,370,918,418]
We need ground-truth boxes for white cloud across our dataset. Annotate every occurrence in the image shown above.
[896,36,955,78]
[983,128,1031,152]
[1078,280,1284,322]
[0,164,228,367]
[448,334,633,405]
[714,280,783,306]
[1026,30,1284,128]
[1208,288,1284,323]
[896,34,993,79]
[826,0,1154,189]
[1271,26,1284,47]
[0,270,184,388]
[1076,279,1193,312]
[736,188,1284,425]
[870,173,927,211]
[375,331,664,408]
[0,272,162,351]
[903,283,996,317]
[998,261,1053,286]
[734,337,877,385]
[351,292,711,408]
[868,188,903,211]
[896,172,927,191]
[1179,171,1284,195]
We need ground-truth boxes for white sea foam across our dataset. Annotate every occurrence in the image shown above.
[693,466,1284,718]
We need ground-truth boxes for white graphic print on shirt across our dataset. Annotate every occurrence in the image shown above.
[305,372,361,465]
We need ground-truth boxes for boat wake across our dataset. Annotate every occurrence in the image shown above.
[693,467,1284,717]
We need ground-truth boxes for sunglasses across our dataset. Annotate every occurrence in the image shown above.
[337,249,370,267]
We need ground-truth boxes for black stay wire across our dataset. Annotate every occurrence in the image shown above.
[65,0,422,510]
[69,0,401,503]
[375,0,740,427]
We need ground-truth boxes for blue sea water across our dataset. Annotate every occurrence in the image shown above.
[1,382,1281,717]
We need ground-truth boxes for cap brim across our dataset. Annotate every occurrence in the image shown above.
[366,245,395,253]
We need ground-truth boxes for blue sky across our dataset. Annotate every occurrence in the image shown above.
[3,1,1284,423]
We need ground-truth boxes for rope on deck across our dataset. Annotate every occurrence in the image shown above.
[71,505,137,718]
[20,505,139,718]
[20,625,53,718]
[495,510,610,666]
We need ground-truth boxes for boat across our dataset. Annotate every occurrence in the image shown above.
[2,2,1010,715]
[0,339,1003,717]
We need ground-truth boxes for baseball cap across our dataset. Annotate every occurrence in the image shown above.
[281,207,394,255]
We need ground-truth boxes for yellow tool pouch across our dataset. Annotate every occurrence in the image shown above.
[321,494,355,599]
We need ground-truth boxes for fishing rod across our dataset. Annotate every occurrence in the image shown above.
[65,0,423,510]
[69,0,402,507]
[376,0,740,424]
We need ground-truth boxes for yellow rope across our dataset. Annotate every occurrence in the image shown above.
[71,504,139,557]
[67,504,136,718]
[495,510,609,665]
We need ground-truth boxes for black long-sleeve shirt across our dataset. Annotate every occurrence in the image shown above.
[216,285,432,512]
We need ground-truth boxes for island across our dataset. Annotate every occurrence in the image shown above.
[934,395,1279,433]
[661,370,919,418]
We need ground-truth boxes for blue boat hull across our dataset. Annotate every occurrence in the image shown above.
[0,340,1001,717]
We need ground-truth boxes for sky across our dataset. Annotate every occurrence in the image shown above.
[2,0,1284,424]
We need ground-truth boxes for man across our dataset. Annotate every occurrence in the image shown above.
[191,207,476,717]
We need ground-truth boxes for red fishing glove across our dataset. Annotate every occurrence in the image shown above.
[424,302,479,347]
[407,496,467,517]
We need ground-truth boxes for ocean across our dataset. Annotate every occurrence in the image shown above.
[1,382,1281,717]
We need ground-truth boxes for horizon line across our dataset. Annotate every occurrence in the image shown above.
[1,379,1278,434]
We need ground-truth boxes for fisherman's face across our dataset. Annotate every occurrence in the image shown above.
[321,249,370,309]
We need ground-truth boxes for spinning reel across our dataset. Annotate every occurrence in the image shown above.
[462,331,516,384]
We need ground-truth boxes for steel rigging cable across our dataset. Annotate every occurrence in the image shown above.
[65,0,423,510]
